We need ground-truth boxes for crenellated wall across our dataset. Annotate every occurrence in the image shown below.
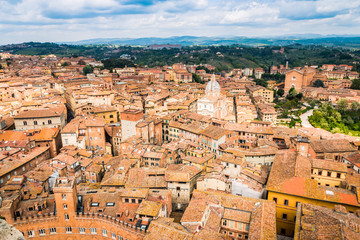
[13,212,145,239]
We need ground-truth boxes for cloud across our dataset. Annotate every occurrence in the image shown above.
[0,0,359,44]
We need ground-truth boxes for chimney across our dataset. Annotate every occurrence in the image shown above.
[334,205,347,214]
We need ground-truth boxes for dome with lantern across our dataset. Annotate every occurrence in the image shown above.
[205,74,221,97]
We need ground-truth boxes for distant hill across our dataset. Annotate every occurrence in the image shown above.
[59,35,360,48]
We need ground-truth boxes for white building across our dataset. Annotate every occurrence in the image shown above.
[197,75,228,119]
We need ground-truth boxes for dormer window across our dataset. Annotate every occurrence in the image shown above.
[106,202,115,206]
[91,202,100,207]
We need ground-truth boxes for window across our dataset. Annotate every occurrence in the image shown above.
[222,219,227,226]
[79,228,85,234]
[280,228,286,235]
[22,166,25,172]
[318,170,322,175]
[62,194,66,200]
[111,232,116,239]
[50,228,56,234]
[23,121,27,126]
[296,202,301,207]
[118,236,123,240]
[284,199,289,206]
[27,230,35,237]
[229,221,234,228]
[34,121,38,125]
[63,204,67,209]
[282,213,287,220]
[65,139,68,145]
[176,187,181,191]
[91,202,99,207]
[125,198,129,203]
[91,228,97,234]
[65,214,69,220]
[273,197,277,203]
[48,120,52,124]
[102,229,108,236]
[132,199,136,203]
[337,173,341,178]
[38,229,45,235]
[65,227,72,233]
[106,202,115,206]
[327,172,331,177]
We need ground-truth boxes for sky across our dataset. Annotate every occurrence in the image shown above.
[0,0,360,44]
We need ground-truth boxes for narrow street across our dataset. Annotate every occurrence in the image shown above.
[300,109,314,128]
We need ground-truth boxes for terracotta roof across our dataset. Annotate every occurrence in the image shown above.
[200,125,229,140]
[120,188,149,199]
[136,200,162,217]
[14,108,63,119]
[125,168,166,189]
[267,150,360,207]
[295,203,360,239]
[310,139,356,153]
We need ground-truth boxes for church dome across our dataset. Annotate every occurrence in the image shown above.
[205,74,221,95]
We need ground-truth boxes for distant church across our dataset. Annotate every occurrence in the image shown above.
[197,75,228,119]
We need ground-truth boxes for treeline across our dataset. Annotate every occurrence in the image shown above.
[3,42,360,72]
[309,101,360,136]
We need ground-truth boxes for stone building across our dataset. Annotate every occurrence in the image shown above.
[14,108,66,131]
[120,109,143,141]
[197,75,228,119]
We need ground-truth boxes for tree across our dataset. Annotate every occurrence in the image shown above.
[350,79,360,90]
[277,88,284,97]
[196,66,211,73]
[102,58,135,70]
[337,99,348,112]
[192,73,204,84]
[351,101,360,111]
[296,93,303,100]
[313,79,324,88]
[61,62,69,67]
[83,65,93,75]
[286,87,297,100]
[78,60,86,65]
[255,79,268,88]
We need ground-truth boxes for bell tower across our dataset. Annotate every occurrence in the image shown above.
[53,177,78,224]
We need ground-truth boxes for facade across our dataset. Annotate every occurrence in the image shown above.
[165,164,202,210]
[197,75,228,119]
[284,68,317,93]
[0,177,147,240]
[246,85,274,103]
[0,127,62,158]
[120,109,144,141]
[266,150,360,237]
[61,115,106,153]
[14,108,66,130]
[0,147,51,187]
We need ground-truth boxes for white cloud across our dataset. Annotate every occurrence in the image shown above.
[0,0,359,44]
